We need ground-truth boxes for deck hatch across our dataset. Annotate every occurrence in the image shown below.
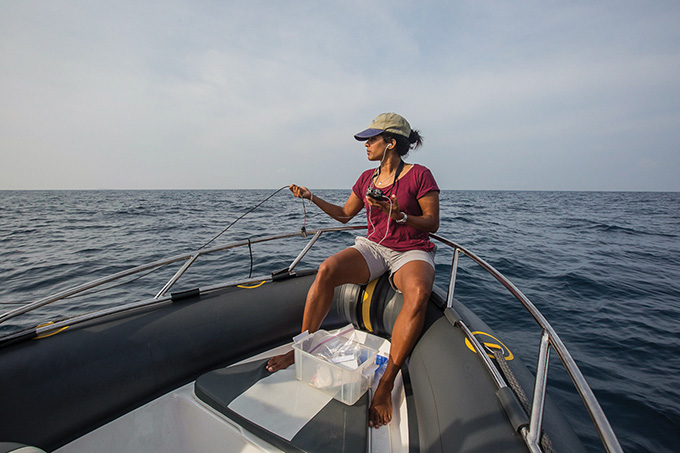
[195,358,369,452]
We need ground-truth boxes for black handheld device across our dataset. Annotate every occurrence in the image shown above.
[366,187,389,202]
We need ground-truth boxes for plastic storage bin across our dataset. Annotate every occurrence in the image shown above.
[293,328,378,405]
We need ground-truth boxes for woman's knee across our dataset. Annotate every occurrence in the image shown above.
[394,260,434,289]
[411,282,432,301]
[315,248,370,287]
[399,275,434,315]
[317,257,340,283]
[404,283,431,309]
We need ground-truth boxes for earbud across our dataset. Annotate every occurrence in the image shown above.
[386,144,393,149]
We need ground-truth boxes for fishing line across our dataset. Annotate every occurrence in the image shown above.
[198,186,292,250]
[65,186,301,299]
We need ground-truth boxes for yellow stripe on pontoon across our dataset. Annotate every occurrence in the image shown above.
[464,331,514,361]
[237,281,267,289]
[34,322,69,339]
[362,279,379,332]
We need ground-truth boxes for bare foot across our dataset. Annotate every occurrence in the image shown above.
[266,350,294,372]
[369,381,393,428]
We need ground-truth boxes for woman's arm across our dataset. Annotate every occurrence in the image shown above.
[289,184,364,224]
[410,190,440,233]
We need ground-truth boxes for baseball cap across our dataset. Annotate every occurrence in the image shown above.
[354,113,412,141]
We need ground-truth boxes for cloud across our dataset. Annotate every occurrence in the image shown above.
[1,1,679,190]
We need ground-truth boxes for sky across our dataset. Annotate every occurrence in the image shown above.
[1,1,679,191]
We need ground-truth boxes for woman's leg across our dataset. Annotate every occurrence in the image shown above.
[266,247,371,372]
[369,260,435,428]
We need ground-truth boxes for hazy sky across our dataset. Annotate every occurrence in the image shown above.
[2,1,679,191]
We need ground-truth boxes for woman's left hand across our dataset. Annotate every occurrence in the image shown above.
[367,191,439,232]
[367,194,403,221]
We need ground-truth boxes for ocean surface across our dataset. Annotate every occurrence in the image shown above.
[1,189,679,452]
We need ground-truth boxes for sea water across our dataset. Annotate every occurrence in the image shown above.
[1,189,679,452]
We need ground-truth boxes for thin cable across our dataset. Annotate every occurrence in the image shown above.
[367,198,394,245]
[367,145,389,241]
[22,188,300,307]
[198,186,289,250]
[247,238,253,279]
[301,195,308,236]
[91,187,297,294]
[378,201,394,246]
[367,157,404,244]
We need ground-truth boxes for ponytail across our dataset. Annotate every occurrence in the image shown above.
[383,129,424,157]
[408,129,423,151]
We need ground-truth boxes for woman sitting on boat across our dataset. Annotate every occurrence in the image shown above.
[267,112,440,429]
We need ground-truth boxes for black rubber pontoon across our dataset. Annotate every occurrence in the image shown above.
[0,269,589,452]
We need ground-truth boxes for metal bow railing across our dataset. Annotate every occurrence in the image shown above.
[430,233,622,453]
[1,226,621,452]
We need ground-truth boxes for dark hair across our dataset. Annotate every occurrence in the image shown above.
[382,130,423,157]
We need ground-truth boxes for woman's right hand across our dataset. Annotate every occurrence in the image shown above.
[289,184,311,200]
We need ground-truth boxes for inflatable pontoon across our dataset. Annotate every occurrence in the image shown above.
[0,227,622,452]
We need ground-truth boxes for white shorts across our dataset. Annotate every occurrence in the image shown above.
[350,236,436,291]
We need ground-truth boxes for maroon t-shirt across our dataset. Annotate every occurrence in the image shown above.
[352,164,439,251]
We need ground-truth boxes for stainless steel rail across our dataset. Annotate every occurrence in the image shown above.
[1,226,621,452]
[430,233,623,453]
[0,227,363,325]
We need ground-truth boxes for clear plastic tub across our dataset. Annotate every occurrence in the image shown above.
[293,327,378,405]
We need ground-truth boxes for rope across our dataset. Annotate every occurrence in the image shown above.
[492,347,531,410]
[490,347,556,453]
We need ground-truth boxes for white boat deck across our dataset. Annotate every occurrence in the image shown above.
[55,330,408,453]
